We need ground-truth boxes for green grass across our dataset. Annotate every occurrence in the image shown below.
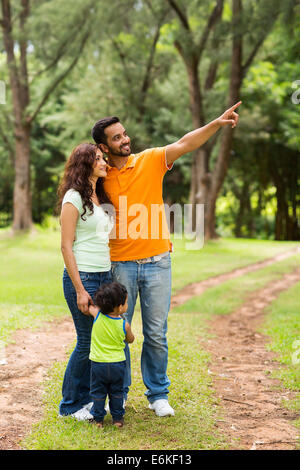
[171,253,300,441]
[22,310,228,450]
[0,225,298,345]
[22,250,300,450]
[260,282,300,425]
[0,226,65,345]
[1,226,299,449]
[172,252,300,316]
[171,236,298,292]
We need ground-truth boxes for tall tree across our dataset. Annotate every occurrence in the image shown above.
[0,0,93,231]
[109,0,169,128]
[167,0,290,239]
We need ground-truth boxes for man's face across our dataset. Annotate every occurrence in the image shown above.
[101,122,131,157]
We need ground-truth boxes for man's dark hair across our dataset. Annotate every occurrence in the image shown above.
[93,282,127,315]
[91,116,120,145]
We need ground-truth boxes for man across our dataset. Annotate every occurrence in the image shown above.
[91,101,241,417]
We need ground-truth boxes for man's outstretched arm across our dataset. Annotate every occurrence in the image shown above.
[165,101,242,167]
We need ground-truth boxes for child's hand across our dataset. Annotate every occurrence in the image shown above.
[125,321,135,344]
[88,303,99,318]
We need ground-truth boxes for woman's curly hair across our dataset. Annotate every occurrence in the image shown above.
[56,143,112,220]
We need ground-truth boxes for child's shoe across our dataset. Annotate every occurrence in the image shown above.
[113,418,124,428]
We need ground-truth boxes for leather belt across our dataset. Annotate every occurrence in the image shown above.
[135,251,170,264]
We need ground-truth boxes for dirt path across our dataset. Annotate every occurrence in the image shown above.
[0,247,299,450]
[170,246,300,309]
[0,318,75,449]
[204,268,300,450]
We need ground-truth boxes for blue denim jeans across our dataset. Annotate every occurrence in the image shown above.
[111,253,172,403]
[90,360,126,422]
[59,268,112,416]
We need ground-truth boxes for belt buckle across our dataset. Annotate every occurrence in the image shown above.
[136,257,150,264]
[136,252,169,264]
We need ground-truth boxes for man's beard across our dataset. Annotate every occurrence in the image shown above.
[108,143,131,157]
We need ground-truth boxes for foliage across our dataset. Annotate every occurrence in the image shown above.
[216,11,300,240]
[0,0,299,238]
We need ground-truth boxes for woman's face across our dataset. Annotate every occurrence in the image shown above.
[92,149,108,179]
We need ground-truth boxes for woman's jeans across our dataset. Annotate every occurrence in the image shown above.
[111,253,172,404]
[59,269,112,416]
[90,360,126,422]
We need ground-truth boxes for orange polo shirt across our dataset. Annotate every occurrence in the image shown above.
[103,147,173,261]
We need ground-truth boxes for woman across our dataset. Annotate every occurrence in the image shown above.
[57,143,114,420]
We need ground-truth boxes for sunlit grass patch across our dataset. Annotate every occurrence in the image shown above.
[23,312,228,450]
[260,281,300,427]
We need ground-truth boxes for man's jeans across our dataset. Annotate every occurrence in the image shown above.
[111,253,172,403]
[59,269,112,416]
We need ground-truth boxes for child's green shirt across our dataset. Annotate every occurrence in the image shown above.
[89,312,126,363]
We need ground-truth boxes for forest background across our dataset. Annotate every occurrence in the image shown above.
[0,0,299,241]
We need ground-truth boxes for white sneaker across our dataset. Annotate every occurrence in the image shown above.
[70,407,93,421]
[83,402,93,412]
[149,399,175,417]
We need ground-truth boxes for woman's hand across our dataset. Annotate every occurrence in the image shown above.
[76,289,93,315]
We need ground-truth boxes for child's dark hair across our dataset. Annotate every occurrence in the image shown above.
[93,282,127,315]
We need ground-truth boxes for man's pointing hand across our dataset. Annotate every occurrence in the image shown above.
[218,101,242,128]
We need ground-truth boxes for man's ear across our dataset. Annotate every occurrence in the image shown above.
[99,143,108,154]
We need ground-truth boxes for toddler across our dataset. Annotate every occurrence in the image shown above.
[88,281,134,428]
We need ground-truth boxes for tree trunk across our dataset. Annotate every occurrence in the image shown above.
[1,0,32,231]
[179,0,242,240]
[186,60,216,237]
[270,149,299,241]
[274,182,289,241]
[206,0,243,239]
[13,122,32,231]
[1,0,91,231]
[168,0,285,240]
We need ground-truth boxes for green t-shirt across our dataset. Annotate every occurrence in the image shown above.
[62,189,113,272]
[89,312,126,363]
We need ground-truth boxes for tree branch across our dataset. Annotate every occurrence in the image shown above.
[242,34,269,77]
[212,0,243,197]
[169,0,224,69]
[197,0,224,59]
[167,0,190,31]
[140,11,166,99]
[242,2,281,77]
[30,15,90,85]
[110,37,133,87]
[204,1,224,90]
[1,0,24,123]
[19,0,30,109]
[143,0,155,16]
[27,30,90,125]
